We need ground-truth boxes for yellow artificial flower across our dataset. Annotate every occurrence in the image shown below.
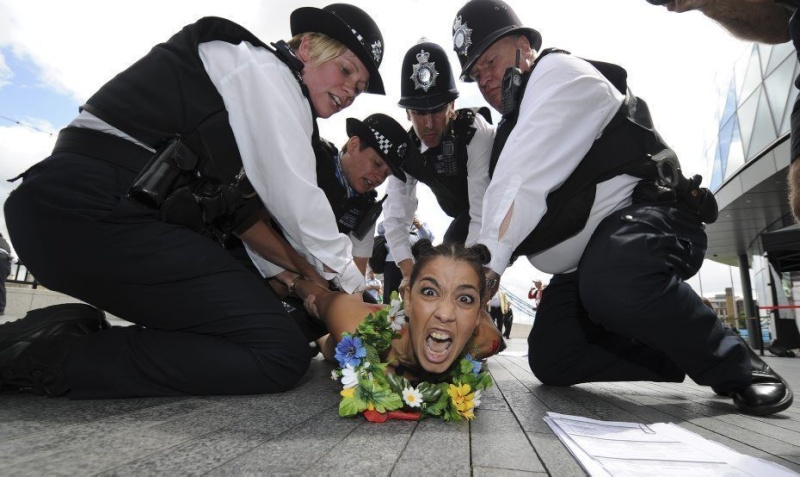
[341,387,356,398]
[448,383,477,419]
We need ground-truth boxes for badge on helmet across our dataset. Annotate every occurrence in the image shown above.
[451,0,542,82]
[291,3,386,94]
[346,114,410,182]
[399,41,459,112]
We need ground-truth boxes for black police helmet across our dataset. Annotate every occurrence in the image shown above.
[451,0,542,82]
[346,114,410,182]
[291,3,385,94]
[399,41,459,112]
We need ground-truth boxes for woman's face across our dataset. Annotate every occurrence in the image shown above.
[402,256,482,373]
[298,38,369,119]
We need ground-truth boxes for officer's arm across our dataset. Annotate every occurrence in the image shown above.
[465,114,495,246]
[237,214,327,287]
[383,175,418,276]
[664,0,791,43]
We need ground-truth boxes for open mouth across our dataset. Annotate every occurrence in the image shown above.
[424,331,453,364]
[330,93,342,111]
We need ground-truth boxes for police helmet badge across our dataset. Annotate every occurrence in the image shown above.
[452,15,473,57]
[397,142,408,159]
[411,50,439,92]
[371,40,383,64]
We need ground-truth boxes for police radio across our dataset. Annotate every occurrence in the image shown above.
[501,49,523,117]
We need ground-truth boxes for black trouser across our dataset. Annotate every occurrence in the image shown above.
[503,312,513,338]
[443,209,470,245]
[0,255,9,313]
[4,134,311,399]
[528,204,751,392]
[382,260,402,304]
[489,306,504,335]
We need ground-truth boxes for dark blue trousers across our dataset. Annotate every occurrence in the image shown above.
[528,204,750,391]
[5,140,311,398]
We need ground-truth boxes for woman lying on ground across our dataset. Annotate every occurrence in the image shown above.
[287,239,504,422]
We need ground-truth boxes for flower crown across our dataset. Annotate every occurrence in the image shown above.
[331,292,493,422]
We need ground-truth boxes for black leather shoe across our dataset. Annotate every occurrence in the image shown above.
[728,346,793,416]
[0,304,108,396]
[0,303,110,341]
[0,338,73,396]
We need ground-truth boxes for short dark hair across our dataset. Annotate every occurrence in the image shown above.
[410,239,491,300]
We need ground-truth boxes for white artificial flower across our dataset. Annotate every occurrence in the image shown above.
[472,389,482,408]
[387,299,407,332]
[341,365,358,389]
[330,369,340,381]
[402,386,423,408]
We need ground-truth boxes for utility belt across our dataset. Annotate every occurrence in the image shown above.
[53,127,261,244]
[632,151,719,224]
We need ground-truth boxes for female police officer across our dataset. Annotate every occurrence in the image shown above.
[382,40,495,283]
[1,4,386,398]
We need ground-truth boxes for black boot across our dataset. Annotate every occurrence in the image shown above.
[0,337,75,396]
[0,303,110,339]
[0,304,109,396]
[715,343,794,416]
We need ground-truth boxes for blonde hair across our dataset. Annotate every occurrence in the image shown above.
[288,32,349,66]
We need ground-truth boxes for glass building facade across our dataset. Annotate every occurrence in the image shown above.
[703,41,800,345]
[705,41,798,190]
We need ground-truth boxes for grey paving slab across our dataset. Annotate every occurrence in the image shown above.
[0,351,798,475]
[304,419,417,476]
[205,410,361,476]
[471,409,546,473]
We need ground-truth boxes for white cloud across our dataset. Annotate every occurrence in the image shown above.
[0,50,10,89]
[0,0,758,300]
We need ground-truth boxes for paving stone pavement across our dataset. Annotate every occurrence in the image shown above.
[1,336,798,475]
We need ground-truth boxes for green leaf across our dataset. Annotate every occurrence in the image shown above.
[385,373,409,393]
[339,393,368,417]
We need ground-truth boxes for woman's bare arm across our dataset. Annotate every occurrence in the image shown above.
[293,278,381,361]
[236,212,327,287]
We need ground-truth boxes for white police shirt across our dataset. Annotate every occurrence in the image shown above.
[202,40,366,291]
[478,53,639,276]
[383,112,494,264]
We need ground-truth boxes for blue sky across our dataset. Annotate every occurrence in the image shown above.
[0,48,77,133]
[0,0,755,308]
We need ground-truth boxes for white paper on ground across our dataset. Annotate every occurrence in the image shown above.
[544,412,799,477]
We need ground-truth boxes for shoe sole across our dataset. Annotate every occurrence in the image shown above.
[0,304,110,341]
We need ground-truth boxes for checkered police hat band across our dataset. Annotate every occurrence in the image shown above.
[370,128,392,156]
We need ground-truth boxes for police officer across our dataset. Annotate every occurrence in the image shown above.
[382,40,494,282]
[248,113,410,289]
[252,114,410,343]
[1,4,386,398]
[452,0,792,416]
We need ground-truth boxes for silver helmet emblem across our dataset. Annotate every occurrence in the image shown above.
[410,49,439,92]
[452,15,473,57]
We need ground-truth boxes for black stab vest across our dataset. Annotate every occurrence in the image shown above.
[402,108,487,218]
[490,49,673,257]
[313,137,378,237]
[82,17,312,238]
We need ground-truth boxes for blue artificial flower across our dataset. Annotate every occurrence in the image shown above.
[335,335,367,368]
[466,354,483,376]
